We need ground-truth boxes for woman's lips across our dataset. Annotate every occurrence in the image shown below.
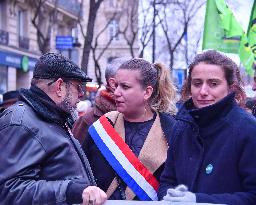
[197,100,214,104]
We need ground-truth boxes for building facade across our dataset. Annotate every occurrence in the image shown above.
[0,0,81,95]
[82,0,139,82]
[0,0,139,96]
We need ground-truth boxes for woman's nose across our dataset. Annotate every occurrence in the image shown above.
[199,84,209,96]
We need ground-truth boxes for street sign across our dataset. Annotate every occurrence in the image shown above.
[56,36,73,50]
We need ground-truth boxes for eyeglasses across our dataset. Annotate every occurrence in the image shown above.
[66,81,84,94]
[47,78,84,95]
[47,79,57,86]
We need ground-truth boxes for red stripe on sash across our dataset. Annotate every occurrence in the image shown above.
[99,116,159,191]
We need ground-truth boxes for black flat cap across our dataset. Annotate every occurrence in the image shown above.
[33,53,91,82]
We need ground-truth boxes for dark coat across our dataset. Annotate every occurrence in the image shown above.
[0,101,95,204]
[84,111,176,200]
[158,94,256,205]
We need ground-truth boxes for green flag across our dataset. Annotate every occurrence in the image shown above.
[239,34,254,76]
[203,0,254,76]
[247,0,256,64]
[202,0,241,53]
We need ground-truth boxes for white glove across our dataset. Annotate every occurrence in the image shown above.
[163,184,196,202]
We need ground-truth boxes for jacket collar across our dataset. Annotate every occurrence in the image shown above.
[19,85,71,126]
[177,93,236,127]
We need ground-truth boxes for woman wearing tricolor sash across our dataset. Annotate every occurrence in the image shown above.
[84,58,177,200]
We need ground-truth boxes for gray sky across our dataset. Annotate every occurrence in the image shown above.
[141,0,254,65]
[227,0,254,31]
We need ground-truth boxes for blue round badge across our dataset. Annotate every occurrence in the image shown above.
[206,164,213,174]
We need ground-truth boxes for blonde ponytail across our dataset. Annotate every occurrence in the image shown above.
[150,63,177,114]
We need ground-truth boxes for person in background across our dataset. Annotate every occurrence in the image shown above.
[251,70,256,116]
[252,69,256,92]
[245,97,256,115]
[77,100,92,117]
[252,103,256,117]
[0,90,19,113]
[85,58,177,201]
[158,50,256,205]
[72,57,129,145]
[0,53,106,205]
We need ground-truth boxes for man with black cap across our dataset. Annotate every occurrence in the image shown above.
[0,53,107,205]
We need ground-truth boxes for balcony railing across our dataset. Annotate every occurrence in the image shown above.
[48,0,81,17]
[0,29,9,45]
[19,36,29,50]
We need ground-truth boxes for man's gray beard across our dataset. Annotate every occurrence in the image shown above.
[58,97,79,122]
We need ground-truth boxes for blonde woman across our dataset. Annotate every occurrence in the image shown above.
[84,58,177,201]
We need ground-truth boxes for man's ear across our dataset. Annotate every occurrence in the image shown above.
[108,77,116,90]
[144,86,153,101]
[55,78,65,97]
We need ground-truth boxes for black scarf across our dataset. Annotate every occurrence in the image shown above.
[19,84,71,126]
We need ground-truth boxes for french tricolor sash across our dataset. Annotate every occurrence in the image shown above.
[88,115,159,201]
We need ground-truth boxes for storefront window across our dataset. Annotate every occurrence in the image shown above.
[0,66,7,94]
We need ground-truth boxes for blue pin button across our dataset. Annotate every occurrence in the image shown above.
[206,164,213,174]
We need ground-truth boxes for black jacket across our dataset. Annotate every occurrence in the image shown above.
[0,86,95,205]
[158,93,256,204]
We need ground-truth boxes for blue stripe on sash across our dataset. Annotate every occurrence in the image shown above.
[89,125,151,200]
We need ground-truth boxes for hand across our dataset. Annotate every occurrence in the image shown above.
[163,184,196,202]
[81,186,107,205]
[163,184,188,200]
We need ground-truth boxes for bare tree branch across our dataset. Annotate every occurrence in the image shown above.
[155,0,205,69]
[119,1,138,58]
[31,0,58,54]
[80,0,104,73]
[90,12,120,85]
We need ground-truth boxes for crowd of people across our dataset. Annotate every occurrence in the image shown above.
[0,50,256,205]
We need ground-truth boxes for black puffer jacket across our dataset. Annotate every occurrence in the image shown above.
[0,86,95,205]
